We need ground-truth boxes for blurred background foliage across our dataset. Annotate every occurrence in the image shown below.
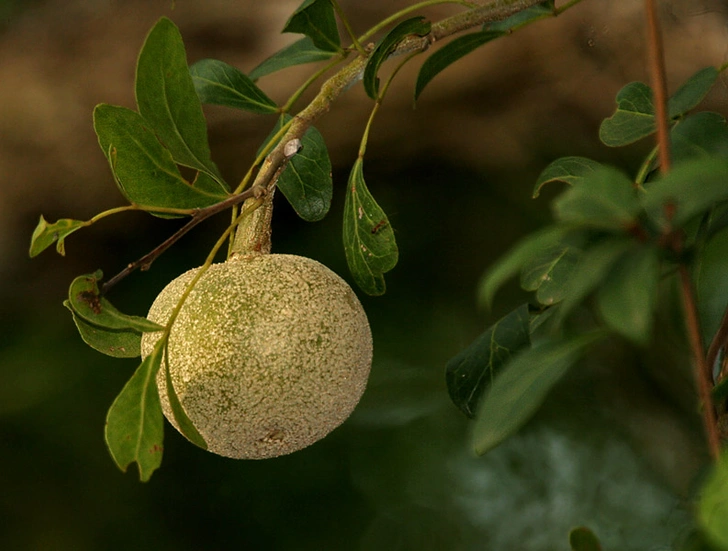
[3,0,728,549]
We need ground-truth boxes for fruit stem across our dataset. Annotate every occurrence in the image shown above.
[230,190,274,257]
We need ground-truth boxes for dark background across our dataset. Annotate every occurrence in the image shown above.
[2,1,728,549]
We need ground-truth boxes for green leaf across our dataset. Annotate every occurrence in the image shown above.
[105,338,165,482]
[29,215,86,257]
[569,526,602,551]
[472,332,603,455]
[64,301,141,358]
[283,0,342,54]
[520,245,580,306]
[552,165,641,230]
[696,228,728,345]
[596,245,660,345]
[446,304,531,418]
[668,66,719,119]
[414,30,503,102]
[67,271,164,333]
[478,225,573,308]
[162,348,208,450]
[249,36,338,81]
[189,59,278,114]
[671,112,728,165]
[485,0,554,32]
[260,115,333,221]
[135,17,226,189]
[642,158,728,230]
[364,17,431,100]
[599,82,656,147]
[533,157,604,198]
[94,104,229,212]
[712,376,728,405]
[343,158,398,295]
[698,451,728,550]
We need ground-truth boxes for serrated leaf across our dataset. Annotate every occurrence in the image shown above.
[259,115,332,221]
[520,245,579,306]
[446,304,531,418]
[642,158,728,231]
[94,104,229,212]
[533,157,604,198]
[698,451,728,550]
[668,66,719,119]
[162,346,208,450]
[343,158,398,295]
[478,225,573,309]
[596,245,660,345]
[249,36,338,81]
[189,59,278,114]
[364,17,431,100]
[671,112,728,165]
[599,82,656,147]
[67,271,164,333]
[29,215,86,257]
[105,338,165,482]
[485,1,554,32]
[64,301,141,358]
[569,526,602,551]
[414,30,503,102]
[135,17,226,190]
[283,0,342,54]
[472,332,603,455]
[552,165,641,230]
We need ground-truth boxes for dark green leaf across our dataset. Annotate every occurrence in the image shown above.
[94,104,229,212]
[696,229,728,345]
[472,332,603,455]
[446,304,531,418]
[642,158,728,230]
[364,17,431,100]
[599,82,656,147]
[105,338,165,482]
[162,348,208,450]
[414,30,503,102]
[135,18,226,189]
[478,225,573,308]
[671,112,728,165]
[189,59,278,114]
[521,245,580,306]
[64,301,141,358]
[698,451,728,550]
[569,526,602,551]
[533,156,604,198]
[249,36,338,80]
[668,66,719,119]
[552,165,641,230]
[343,158,398,295]
[596,245,660,345]
[485,1,554,32]
[29,215,86,257]
[713,376,728,405]
[283,0,342,53]
[67,271,164,333]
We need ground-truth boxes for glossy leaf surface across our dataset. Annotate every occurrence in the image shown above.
[190,59,278,113]
[533,156,604,198]
[249,36,338,80]
[283,0,342,53]
[29,215,86,257]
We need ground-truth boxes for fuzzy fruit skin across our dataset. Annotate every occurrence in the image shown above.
[140,254,372,459]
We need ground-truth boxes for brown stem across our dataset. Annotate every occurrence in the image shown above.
[645,0,671,175]
[679,264,722,460]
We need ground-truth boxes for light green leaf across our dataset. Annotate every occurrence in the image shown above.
[414,30,503,102]
[599,82,656,147]
[105,338,165,482]
[520,245,580,306]
[64,301,141,358]
[446,304,531,418]
[190,59,278,114]
[29,215,86,257]
[485,0,555,32]
[283,0,342,53]
[364,17,431,100]
[533,156,604,198]
[162,348,208,450]
[698,451,728,550]
[552,165,641,230]
[343,158,398,295]
[671,112,728,165]
[94,104,229,212]
[249,36,338,81]
[135,17,226,189]
[569,526,602,551]
[668,66,719,119]
[596,245,660,345]
[472,332,603,455]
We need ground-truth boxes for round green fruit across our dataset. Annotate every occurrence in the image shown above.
[140,254,372,459]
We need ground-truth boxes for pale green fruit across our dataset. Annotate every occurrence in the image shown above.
[141,254,372,459]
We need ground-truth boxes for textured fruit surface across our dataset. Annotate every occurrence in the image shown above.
[141,254,372,459]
